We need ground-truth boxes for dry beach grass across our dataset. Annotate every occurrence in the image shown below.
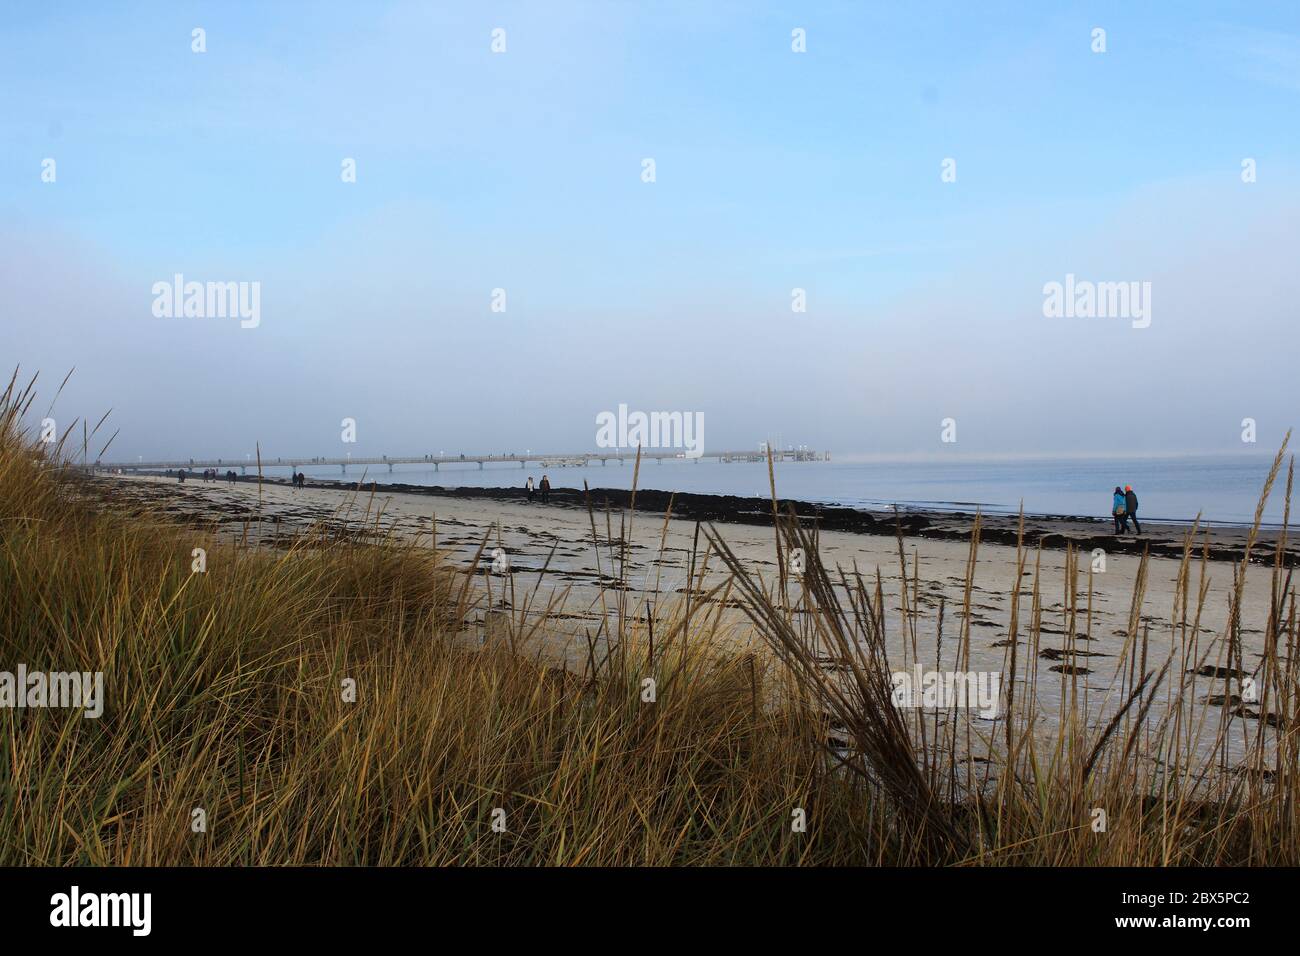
[2,372,1297,866]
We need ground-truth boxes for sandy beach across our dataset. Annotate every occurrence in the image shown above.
[88,472,1292,759]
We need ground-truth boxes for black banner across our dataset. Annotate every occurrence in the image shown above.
[0,866,1273,941]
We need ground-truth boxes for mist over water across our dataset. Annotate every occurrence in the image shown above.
[254,453,1285,525]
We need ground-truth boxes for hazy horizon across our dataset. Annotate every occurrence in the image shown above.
[3,1,1297,463]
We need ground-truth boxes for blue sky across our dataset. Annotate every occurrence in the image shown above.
[2,1,1297,460]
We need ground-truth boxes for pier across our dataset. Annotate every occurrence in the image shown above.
[97,448,829,475]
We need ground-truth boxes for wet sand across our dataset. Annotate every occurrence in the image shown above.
[247,477,1294,564]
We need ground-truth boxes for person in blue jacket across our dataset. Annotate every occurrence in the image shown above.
[1112,486,1128,534]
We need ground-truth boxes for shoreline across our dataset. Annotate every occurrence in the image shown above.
[133,471,1297,566]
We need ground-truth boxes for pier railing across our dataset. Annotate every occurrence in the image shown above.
[96,448,828,474]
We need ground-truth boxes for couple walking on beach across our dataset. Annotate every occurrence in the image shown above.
[1112,485,1141,535]
[526,475,551,504]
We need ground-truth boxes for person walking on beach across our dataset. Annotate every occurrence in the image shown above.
[1124,485,1141,535]
[178,468,186,483]
[526,476,535,502]
[1112,486,1128,534]
[539,474,551,504]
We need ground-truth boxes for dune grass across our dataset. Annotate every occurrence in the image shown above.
[705,437,1299,866]
[1,376,863,865]
[1,371,1297,865]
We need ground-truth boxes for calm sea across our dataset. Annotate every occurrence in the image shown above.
[266,453,1291,526]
